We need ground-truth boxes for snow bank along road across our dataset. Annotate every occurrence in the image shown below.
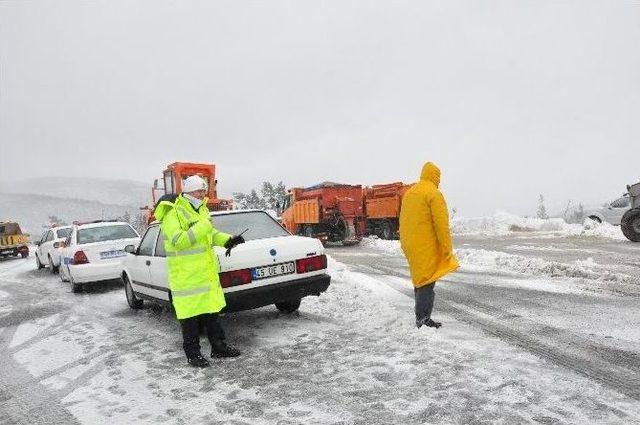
[1,233,640,424]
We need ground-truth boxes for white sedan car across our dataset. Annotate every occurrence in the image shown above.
[121,210,331,314]
[34,225,72,273]
[59,220,141,292]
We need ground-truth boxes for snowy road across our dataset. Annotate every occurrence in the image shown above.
[1,233,640,424]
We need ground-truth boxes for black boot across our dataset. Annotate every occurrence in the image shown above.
[187,354,210,368]
[416,318,442,329]
[424,319,442,329]
[211,340,241,358]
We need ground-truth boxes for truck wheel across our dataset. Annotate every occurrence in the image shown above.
[48,255,59,274]
[36,255,44,270]
[123,274,143,309]
[621,208,640,242]
[380,221,392,240]
[275,299,301,314]
[302,225,314,238]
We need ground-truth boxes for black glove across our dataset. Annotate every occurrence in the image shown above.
[224,235,245,257]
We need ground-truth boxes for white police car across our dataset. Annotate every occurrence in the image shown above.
[121,210,331,313]
[34,225,72,273]
[59,220,141,292]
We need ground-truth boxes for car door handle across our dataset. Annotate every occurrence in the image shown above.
[145,260,151,266]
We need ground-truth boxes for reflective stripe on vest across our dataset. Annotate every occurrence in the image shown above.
[171,285,211,297]
[166,247,207,257]
[177,207,192,223]
[187,228,197,244]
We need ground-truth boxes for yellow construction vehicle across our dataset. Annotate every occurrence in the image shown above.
[0,221,30,259]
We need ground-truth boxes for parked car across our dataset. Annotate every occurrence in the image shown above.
[122,209,331,314]
[59,220,141,292]
[585,195,632,226]
[34,225,72,273]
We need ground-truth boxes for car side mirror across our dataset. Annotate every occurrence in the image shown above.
[124,245,137,254]
[34,241,41,246]
[53,241,63,248]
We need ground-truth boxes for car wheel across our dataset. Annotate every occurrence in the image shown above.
[36,254,44,270]
[587,215,602,224]
[123,274,143,309]
[621,208,640,242]
[275,299,301,314]
[48,255,59,274]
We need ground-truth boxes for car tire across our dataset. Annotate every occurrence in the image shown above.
[123,274,143,309]
[621,208,640,242]
[36,254,44,270]
[48,255,59,274]
[275,299,301,314]
[587,215,602,224]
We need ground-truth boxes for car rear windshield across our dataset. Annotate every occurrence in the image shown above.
[56,228,72,239]
[211,211,289,241]
[77,224,138,244]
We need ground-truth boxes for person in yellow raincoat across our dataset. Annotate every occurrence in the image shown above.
[399,162,459,329]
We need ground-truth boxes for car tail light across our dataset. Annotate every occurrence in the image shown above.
[296,255,327,274]
[73,250,89,265]
[219,268,252,288]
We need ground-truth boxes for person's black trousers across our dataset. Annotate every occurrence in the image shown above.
[179,313,225,358]
[414,282,436,325]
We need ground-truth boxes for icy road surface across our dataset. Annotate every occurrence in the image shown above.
[1,233,640,424]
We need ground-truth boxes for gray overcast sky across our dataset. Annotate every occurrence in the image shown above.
[1,1,639,216]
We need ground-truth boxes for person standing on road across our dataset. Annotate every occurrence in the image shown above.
[154,175,246,367]
[399,162,459,329]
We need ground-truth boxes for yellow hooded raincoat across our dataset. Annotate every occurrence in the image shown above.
[399,162,459,287]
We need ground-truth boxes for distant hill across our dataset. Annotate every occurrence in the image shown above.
[0,193,142,238]
[0,176,149,208]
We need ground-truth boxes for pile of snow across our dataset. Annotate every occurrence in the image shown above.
[451,211,626,240]
[361,237,632,284]
[455,249,628,283]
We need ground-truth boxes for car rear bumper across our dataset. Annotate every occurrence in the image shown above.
[223,273,331,312]
[70,262,124,283]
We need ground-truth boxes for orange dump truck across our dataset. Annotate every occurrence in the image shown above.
[364,182,413,239]
[280,182,365,244]
[144,162,233,223]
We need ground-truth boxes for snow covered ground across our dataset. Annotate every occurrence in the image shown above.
[1,225,640,424]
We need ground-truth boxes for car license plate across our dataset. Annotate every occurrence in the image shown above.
[252,262,295,280]
[100,250,126,259]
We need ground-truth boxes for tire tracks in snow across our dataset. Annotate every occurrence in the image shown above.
[349,261,640,402]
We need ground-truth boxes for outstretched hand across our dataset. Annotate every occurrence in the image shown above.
[224,235,246,257]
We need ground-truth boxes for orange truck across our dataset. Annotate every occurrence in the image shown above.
[280,182,365,244]
[143,162,233,223]
[364,182,413,239]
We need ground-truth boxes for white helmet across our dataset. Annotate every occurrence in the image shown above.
[182,175,208,193]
